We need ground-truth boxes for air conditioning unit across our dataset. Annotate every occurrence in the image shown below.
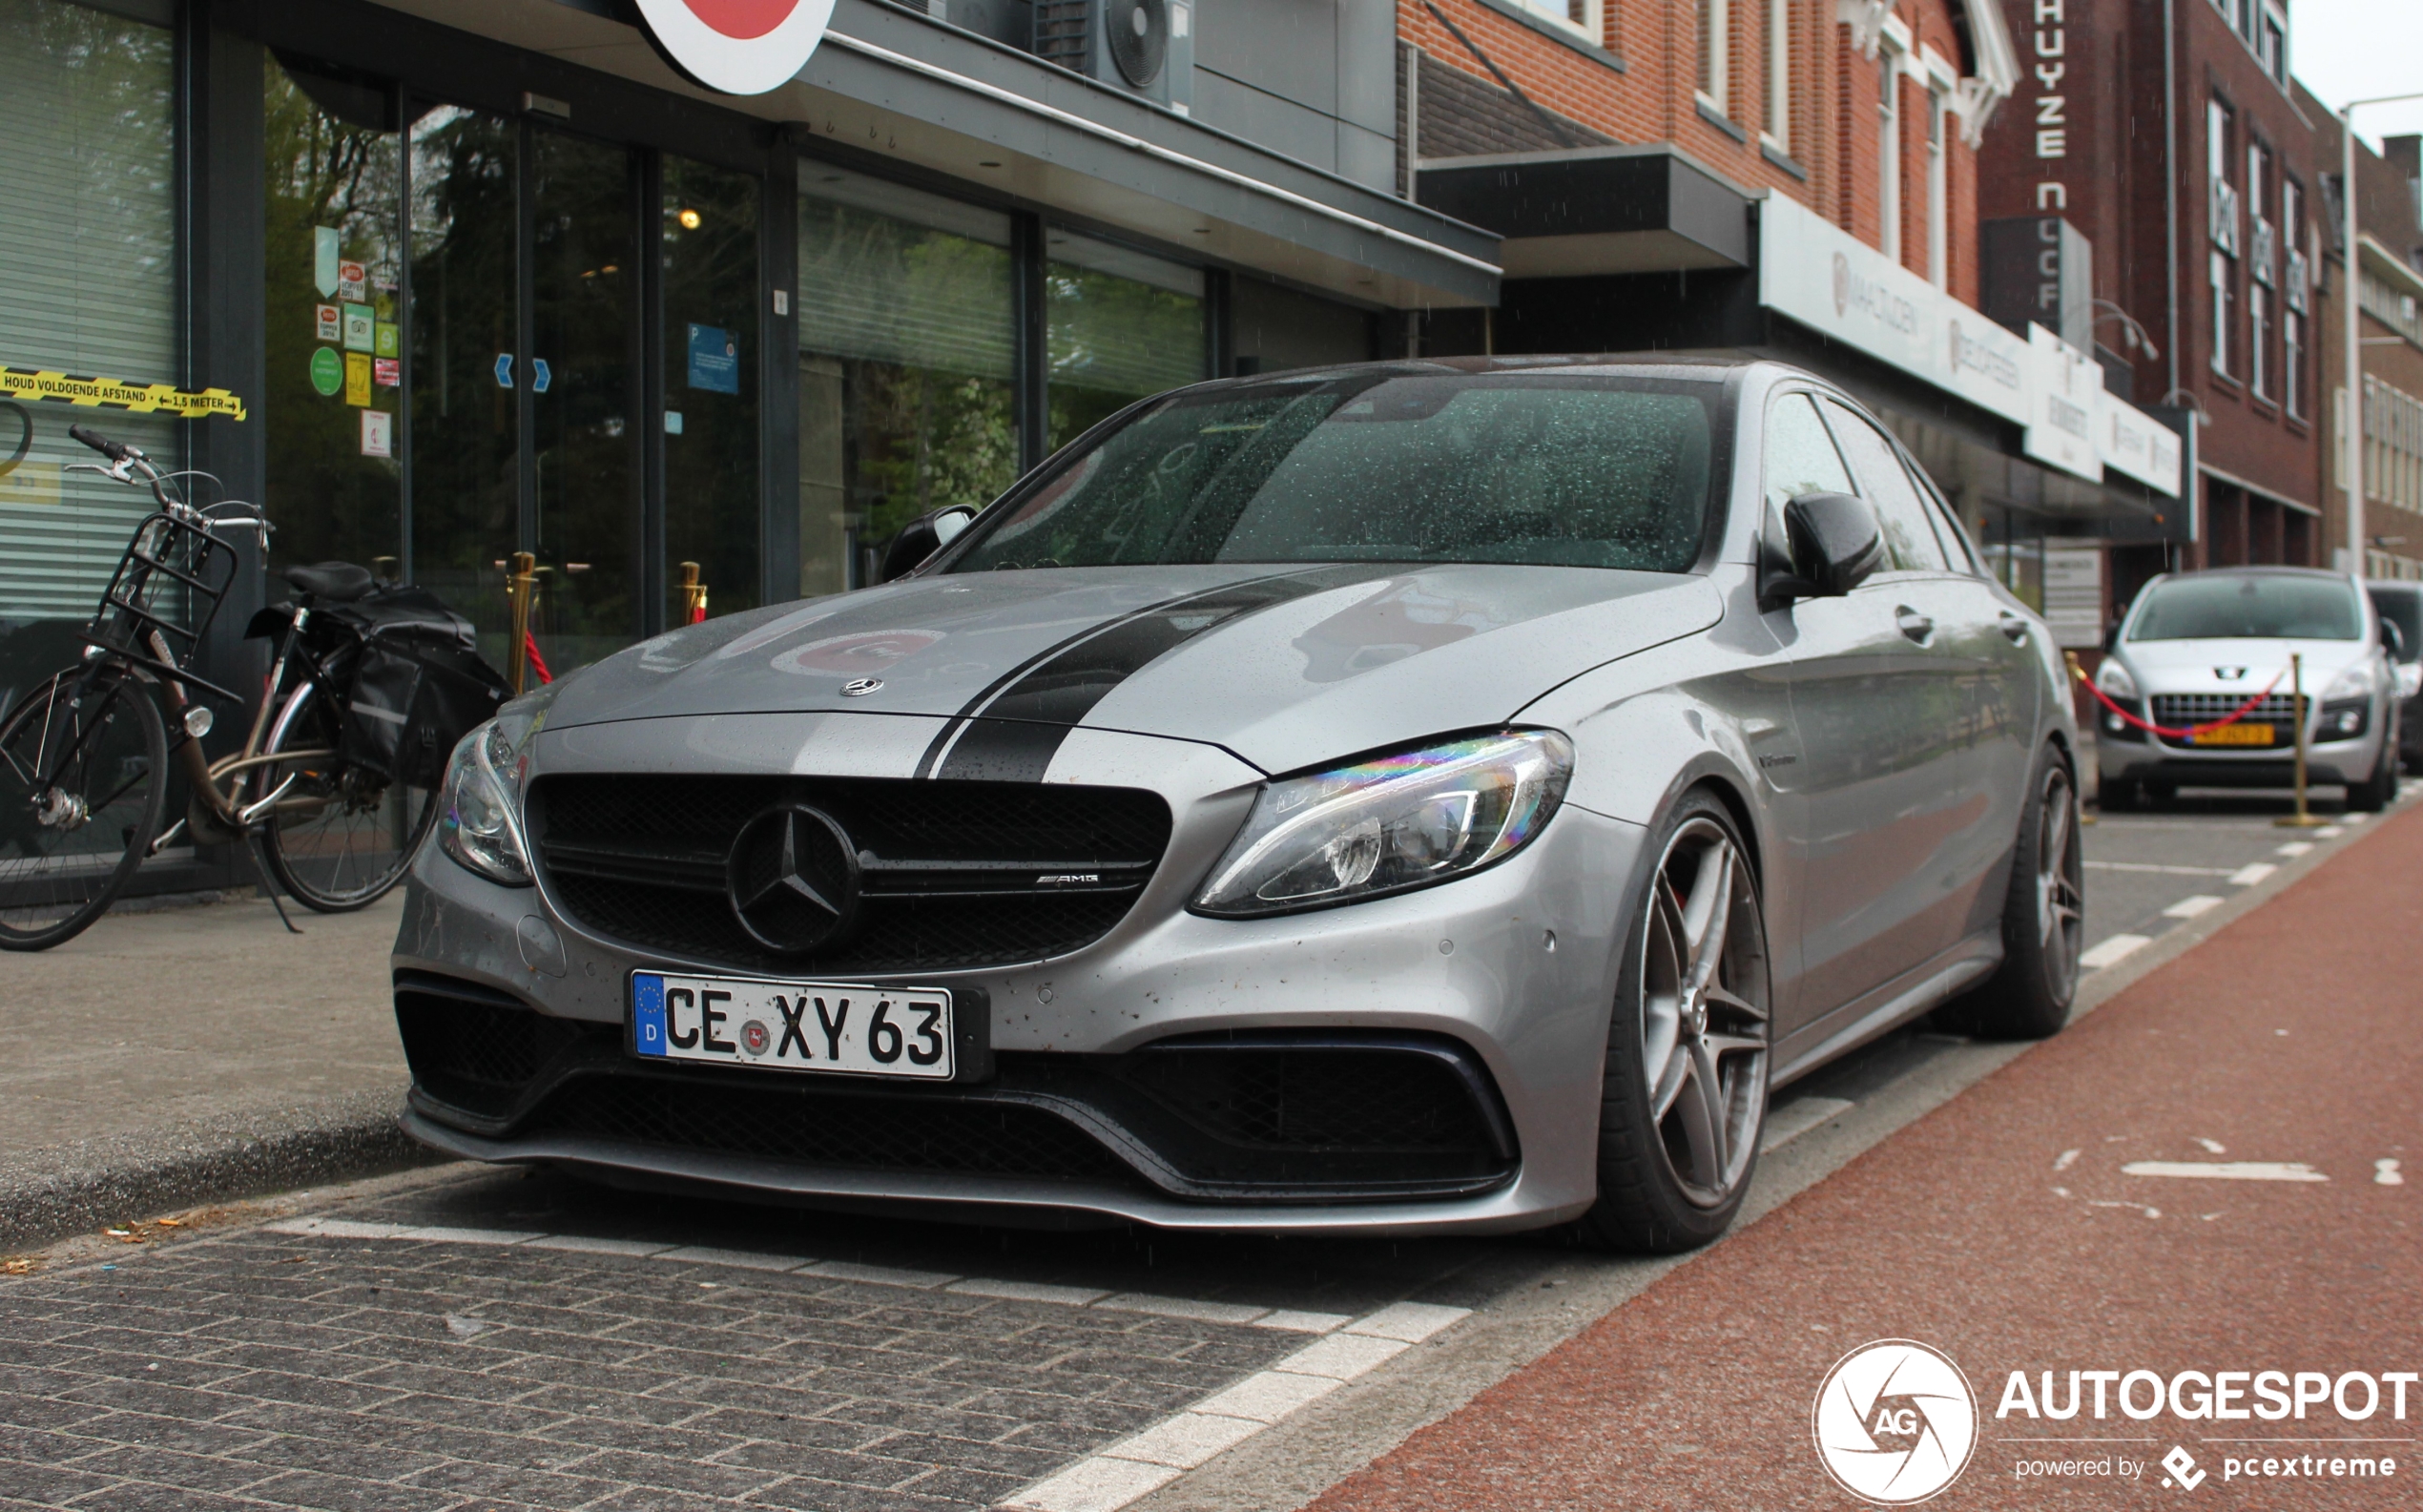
[1033,0,1195,114]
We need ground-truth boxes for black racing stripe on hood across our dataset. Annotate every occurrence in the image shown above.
[924,564,1406,782]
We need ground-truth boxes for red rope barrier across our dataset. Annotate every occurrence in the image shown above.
[524,630,553,686]
[2070,660,2285,740]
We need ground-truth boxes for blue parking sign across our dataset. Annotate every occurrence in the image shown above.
[686,323,740,395]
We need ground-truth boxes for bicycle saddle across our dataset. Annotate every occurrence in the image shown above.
[282,561,375,602]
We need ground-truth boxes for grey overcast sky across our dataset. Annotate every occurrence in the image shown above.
[2292,0,2423,149]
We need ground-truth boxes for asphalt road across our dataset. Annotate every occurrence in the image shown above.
[0,777,2409,1512]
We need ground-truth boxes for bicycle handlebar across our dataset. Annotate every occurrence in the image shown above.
[68,424,140,466]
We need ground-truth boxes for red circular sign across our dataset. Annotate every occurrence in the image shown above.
[680,0,797,39]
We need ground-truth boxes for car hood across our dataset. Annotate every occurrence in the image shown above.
[530,563,1723,774]
[2120,636,2372,694]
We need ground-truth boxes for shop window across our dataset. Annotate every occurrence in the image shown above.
[797,165,1018,594]
[407,105,519,652]
[1046,231,1207,451]
[263,58,403,587]
[0,0,177,705]
[662,157,760,624]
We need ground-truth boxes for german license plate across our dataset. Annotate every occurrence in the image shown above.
[630,972,956,1080]
[2191,723,2274,747]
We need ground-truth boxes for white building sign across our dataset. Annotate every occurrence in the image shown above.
[1758,194,2181,499]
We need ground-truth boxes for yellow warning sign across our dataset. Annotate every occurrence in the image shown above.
[0,364,247,421]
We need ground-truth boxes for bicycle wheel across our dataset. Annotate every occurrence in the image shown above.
[255,680,441,912]
[0,668,170,950]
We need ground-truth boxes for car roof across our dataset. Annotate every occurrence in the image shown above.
[2156,566,2350,583]
[1187,352,1770,391]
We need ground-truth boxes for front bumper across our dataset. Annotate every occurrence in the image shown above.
[390,753,1646,1237]
[2098,710,2388,788]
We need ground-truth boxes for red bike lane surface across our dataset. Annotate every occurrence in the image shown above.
[1307,809,2423,1511]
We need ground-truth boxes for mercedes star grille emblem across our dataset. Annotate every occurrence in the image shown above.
[841,677,883,696]
[727,804,861,954]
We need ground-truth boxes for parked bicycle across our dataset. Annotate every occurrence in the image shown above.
[0,425,507,950]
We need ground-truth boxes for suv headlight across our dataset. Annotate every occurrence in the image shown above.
[1192,730,1573,918]
[2095,658,2138,699]
[2322,663,2373,703]
[438,720,533,886]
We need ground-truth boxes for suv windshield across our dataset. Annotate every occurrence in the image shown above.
[944,372,1719,573]
[2130,574,2362,642]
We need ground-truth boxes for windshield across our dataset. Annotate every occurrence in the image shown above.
[2130,574,2362,642]
[944,372,1720,573]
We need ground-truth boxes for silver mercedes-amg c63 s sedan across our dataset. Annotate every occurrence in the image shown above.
[394,355,2082,1252]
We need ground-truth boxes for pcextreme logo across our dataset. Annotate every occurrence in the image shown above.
[633,0,838,94]
[1812,1340,1980,1504]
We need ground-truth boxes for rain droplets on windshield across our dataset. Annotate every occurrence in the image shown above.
[2129,573,2362,642]
[944,373,1720,574]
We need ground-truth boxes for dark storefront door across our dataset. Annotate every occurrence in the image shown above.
[408,109,643,676]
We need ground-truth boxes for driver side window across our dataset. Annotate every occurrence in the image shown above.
[1764,393,1853,512]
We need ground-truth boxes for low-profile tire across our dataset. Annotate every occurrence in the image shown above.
[1573,791,1771,1254]
[1937,744,2082,1041]
[2346,738,2395,814]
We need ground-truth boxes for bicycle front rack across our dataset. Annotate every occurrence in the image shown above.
[86,508,244,705]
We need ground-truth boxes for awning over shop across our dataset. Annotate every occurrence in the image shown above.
[370,0,1501,309]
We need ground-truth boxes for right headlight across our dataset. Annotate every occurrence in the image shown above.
[1191,730,1573,918]
[2095,657,2139,699]
[437,720,533,886]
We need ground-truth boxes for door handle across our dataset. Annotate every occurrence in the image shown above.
[1895,607,1935,644]
[1998,611,2031,643]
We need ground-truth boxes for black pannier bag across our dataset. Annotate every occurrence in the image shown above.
[305,586,510,789]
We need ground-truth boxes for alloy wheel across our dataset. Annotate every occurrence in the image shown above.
[2035,768,2084,1001]
[1638,817,1770,1208]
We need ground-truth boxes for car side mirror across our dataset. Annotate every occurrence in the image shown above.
[880,506,977,583]
[1760,491,1884,604]
[2381,616,2406,661]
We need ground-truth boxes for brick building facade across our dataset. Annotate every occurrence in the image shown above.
[1977,0,2321,624]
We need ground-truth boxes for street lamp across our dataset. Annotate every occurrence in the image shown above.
[2340,91,2423,579]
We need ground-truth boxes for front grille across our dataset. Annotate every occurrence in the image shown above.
[2151,694,2297,747]
[524,1073,1144,1188]
[530,775,1171,975]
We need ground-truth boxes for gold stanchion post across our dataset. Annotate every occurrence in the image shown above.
[2065,651,2099,824]
[2275,652,2326,828]
[506,549,536,695]
[679,560,707,624]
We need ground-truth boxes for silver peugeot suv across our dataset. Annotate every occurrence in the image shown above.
[394,357,2080,1252]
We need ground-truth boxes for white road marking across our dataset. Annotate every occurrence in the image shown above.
[2341,813,2368,823]
[2122,1161,2329,1182]
[2053,1149,2081,1171]
[1007,1301,1474,1511]
[2277,842,2314,857]
[2084,861,2235,876]
[2051,1186,2072,1197]
[2228,862,2278,885]
[2088,1200,2162,1218]
[2163,895,2225,919]
[2081,934,2153,970]
[2315,826,2345,838]
[1761,1096,1855,1152]
[2194,1138,2226,1153]
[2379,1159,2407,1187]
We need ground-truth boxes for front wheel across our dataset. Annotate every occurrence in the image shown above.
[0,668,169,950]
[1573,793,1771,1253]
[2346,735,2395,814]
[255,681,440,912]
[1937,745,2082,1040]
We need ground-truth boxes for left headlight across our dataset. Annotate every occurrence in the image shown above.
[438,720,533,886]
[1192,730,1573,918]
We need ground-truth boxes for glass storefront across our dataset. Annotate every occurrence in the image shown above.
[663,157,761,625]
[796,166,1020,596]
[1046,231,1207,448]
[0,0,178,708]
